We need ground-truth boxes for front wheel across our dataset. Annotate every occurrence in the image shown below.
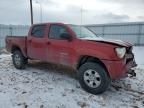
[78,62,111,94]
[12,50,27,69]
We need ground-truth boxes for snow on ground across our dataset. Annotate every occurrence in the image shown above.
[0,46,144,108]
[133,46,144,69]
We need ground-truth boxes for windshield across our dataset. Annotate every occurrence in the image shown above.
[69,25,99,38]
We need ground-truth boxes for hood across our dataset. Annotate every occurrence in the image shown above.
[80,37,132,47]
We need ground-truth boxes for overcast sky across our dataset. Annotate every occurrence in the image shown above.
[0,0,144,25]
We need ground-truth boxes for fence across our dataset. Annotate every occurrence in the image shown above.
[0,25,30,48]
[86,22,144,45]
[0,22,144,48]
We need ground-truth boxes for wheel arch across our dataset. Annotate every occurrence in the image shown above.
[77,55,110,77]
[11,45,21,53]
[11,45,27,57]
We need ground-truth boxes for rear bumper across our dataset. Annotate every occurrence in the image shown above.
[102,57,137,80]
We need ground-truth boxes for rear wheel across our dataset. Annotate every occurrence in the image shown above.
[78,62,111,94]
[12,50,27,69]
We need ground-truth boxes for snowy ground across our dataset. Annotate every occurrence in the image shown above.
[0,46,144,108]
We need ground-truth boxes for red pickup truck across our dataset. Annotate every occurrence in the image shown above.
[5,23,137,94]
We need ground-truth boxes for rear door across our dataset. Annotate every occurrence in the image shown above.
[47,24,74,66]
[27,25,47,60]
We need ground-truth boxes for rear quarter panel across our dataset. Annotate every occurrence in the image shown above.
[5,36,27,57]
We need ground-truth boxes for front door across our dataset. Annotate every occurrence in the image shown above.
[47,24,74,66]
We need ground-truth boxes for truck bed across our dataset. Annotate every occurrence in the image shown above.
[5,36,27,57]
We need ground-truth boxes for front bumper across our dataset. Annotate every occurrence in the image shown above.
[102,54,137,80]
[127,69,136,77]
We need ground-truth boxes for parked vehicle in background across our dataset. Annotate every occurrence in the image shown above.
[5,22,137,94]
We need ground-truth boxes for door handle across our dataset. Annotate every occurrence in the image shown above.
[46,41,51,45]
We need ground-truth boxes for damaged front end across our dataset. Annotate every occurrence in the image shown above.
[127,69,136,77]
[125,46,137,77]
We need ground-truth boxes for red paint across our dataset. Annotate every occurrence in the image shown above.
[5,23,136,80]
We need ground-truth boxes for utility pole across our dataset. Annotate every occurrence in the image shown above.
[30,0,33,25]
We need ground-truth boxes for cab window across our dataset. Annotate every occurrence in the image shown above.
[49,25,68,39]
[31,25,45,37]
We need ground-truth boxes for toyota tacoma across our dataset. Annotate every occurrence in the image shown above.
[5,23,137,94]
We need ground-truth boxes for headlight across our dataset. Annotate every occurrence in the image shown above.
[115,47,126,58]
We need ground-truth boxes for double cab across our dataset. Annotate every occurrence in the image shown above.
[5,23,137,94]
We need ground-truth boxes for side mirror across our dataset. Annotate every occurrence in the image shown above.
[60,33,72,41]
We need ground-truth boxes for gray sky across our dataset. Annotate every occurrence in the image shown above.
[0,0,144,25]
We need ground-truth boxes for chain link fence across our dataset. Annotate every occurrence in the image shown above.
[86,22,144,45]
[0,22,144,48]
[0,25,30,48]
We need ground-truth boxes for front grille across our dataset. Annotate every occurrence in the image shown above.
[126,46,133,54]
[125,46,134,64]
[126,56,134,64]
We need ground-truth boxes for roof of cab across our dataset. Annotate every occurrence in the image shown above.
[32,22,65,26]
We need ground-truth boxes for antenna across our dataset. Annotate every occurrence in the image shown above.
[35,0,43,23]
[80,2,83,37]
[81,4,83,26]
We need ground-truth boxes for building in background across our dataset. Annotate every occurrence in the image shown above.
[0,22,144,48]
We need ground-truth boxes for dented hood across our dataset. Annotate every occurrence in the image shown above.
[80,37,132,47]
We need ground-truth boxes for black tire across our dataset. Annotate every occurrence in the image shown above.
[12,50,27,69]
[78,62,111,94]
